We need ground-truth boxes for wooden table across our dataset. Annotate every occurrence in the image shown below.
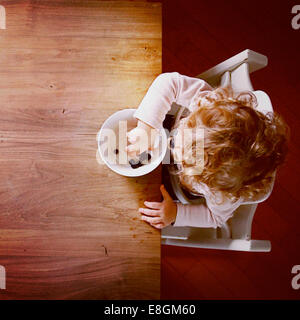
[0,0,161,299]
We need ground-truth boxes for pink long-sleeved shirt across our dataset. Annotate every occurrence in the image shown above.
[133,72,260,228]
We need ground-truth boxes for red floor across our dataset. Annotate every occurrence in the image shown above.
[161,0,300,299]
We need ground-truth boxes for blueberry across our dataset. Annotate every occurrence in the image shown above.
[129,158,142,169]
[139,151,151,163]
[170,137,175,149]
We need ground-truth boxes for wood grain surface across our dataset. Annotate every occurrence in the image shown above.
[0,0,161,299]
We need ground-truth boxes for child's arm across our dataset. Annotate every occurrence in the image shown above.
[133,72,212,129]
[140,185,242,229]
[173,202,237,228]
[126,72,212,155]
[139,185,178,229]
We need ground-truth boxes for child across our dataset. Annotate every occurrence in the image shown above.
[126,72,289,229]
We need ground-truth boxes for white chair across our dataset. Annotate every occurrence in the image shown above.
[161,49,274,252]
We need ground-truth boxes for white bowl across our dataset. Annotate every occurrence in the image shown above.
[97,109,168,177]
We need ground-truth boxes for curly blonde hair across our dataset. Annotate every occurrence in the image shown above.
[172,86,290,202]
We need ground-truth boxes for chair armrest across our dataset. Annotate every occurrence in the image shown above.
[197,49,268,87]
[161,238,271,252]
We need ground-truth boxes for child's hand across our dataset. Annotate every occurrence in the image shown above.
[139,185,177,229]
[126,120,158,158]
